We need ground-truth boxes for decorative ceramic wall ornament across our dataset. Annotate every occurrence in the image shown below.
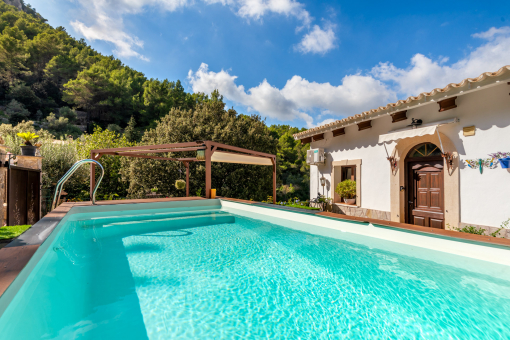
[387,156,397,174]
[442,152,454,173]
[464,158,498,174]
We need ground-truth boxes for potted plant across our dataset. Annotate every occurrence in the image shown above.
[17,132,39,156]
[150,187,158,193]
[489,152,510,169]
[175,180,186,190]
[336,179,356,205]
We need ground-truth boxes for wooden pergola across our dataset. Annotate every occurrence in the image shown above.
[90,141,277,203]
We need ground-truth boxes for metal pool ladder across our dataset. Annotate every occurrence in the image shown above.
[51,159,105,211]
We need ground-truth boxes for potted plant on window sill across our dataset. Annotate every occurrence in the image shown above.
[17,132,39,156]
[336,179,356,205]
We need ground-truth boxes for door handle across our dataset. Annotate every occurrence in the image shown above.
[408,201,413,204]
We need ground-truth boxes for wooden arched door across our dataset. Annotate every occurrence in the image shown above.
[405,143,444,229]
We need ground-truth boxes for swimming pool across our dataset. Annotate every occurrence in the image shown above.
[1,199,510,339]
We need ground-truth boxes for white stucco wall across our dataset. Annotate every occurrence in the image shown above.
[309,82,510,228]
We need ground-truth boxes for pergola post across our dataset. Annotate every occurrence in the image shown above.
[205,141,212,198]
[272,157,276,204]
[89,141,275,202]
[184,162,189,197]
[90,151,96,200]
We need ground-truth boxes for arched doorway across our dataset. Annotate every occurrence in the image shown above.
[405,143,445,228]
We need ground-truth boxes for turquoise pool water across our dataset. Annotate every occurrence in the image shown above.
[1,206,510,339]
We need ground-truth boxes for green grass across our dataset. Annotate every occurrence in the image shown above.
[283,203,320,210]
[0,225,32,240]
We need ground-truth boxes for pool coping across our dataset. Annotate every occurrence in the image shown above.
[219,198,510,248]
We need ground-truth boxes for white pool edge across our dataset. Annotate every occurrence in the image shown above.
[220,200,510,270]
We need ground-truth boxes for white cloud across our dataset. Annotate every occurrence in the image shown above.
[313,118,335,127]
[189,26,510,127]
[71,15,149,61]
[70,0,177,60]
[372,26,510,96]
[70,0,320,61]
[188,63,393,127]
[472,26,510,40]
[296,23,336,54]
[188,63,314,126]
[205,0,311,26]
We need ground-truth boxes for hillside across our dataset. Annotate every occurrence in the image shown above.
[0,0,311,201]
[0,0,215,137]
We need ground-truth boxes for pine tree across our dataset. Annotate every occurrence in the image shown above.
[124,116,140,142]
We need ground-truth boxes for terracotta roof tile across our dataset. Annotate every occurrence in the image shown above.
[294,65,510,139]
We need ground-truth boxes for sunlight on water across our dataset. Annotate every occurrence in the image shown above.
[1,209,510,339]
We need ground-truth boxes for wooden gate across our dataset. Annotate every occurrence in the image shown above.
[8,166,41,226]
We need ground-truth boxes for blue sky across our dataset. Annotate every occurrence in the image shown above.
[28,0,510,128]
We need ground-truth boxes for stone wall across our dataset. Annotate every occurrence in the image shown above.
[15,156,42,170]
[331,204,391,221]
[459,222,510,239]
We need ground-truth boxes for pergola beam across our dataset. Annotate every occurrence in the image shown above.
[117,146,206,154]
[209,141,275,159]
[89,140,276,203]
[91,141,203,154]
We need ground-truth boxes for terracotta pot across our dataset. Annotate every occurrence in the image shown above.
[343,198,356,205]
[20,145,37,156]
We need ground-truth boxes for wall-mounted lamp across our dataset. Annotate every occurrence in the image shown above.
[320,177,326,196]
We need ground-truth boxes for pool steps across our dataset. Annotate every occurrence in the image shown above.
[77,211,236,239]
[72,209,228,227]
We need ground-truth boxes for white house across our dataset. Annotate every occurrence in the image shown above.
[294,65,510,237]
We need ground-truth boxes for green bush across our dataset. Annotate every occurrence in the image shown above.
[5,100,30,125]
[335,179,356,199]
[59,107,77,124]
[45,112,82,139]
[457,226,485,235]
[107,124,122,134]
[120,102,276,201]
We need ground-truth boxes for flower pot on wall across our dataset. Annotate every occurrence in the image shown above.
[499,157,510,169]
[343,198,356,205]
[20,145,37,156]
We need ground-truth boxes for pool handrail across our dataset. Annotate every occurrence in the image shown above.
[51,159,104,211]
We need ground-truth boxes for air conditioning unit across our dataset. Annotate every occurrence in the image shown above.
[307,148,325,165]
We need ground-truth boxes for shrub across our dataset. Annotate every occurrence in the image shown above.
[124,116,140,143]
[107,124,122,134]
[45,112,82,139]
[5,100,30,125]
[58,107,77,124]
[120,103,276,201]
[336,179,356,199]
[457,226,485,235]
[6,83,41,112]
[40,138,85,196]
[78,127,133,199]
[0,121,53,154]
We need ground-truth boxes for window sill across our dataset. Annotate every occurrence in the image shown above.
[333,202,361,208]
